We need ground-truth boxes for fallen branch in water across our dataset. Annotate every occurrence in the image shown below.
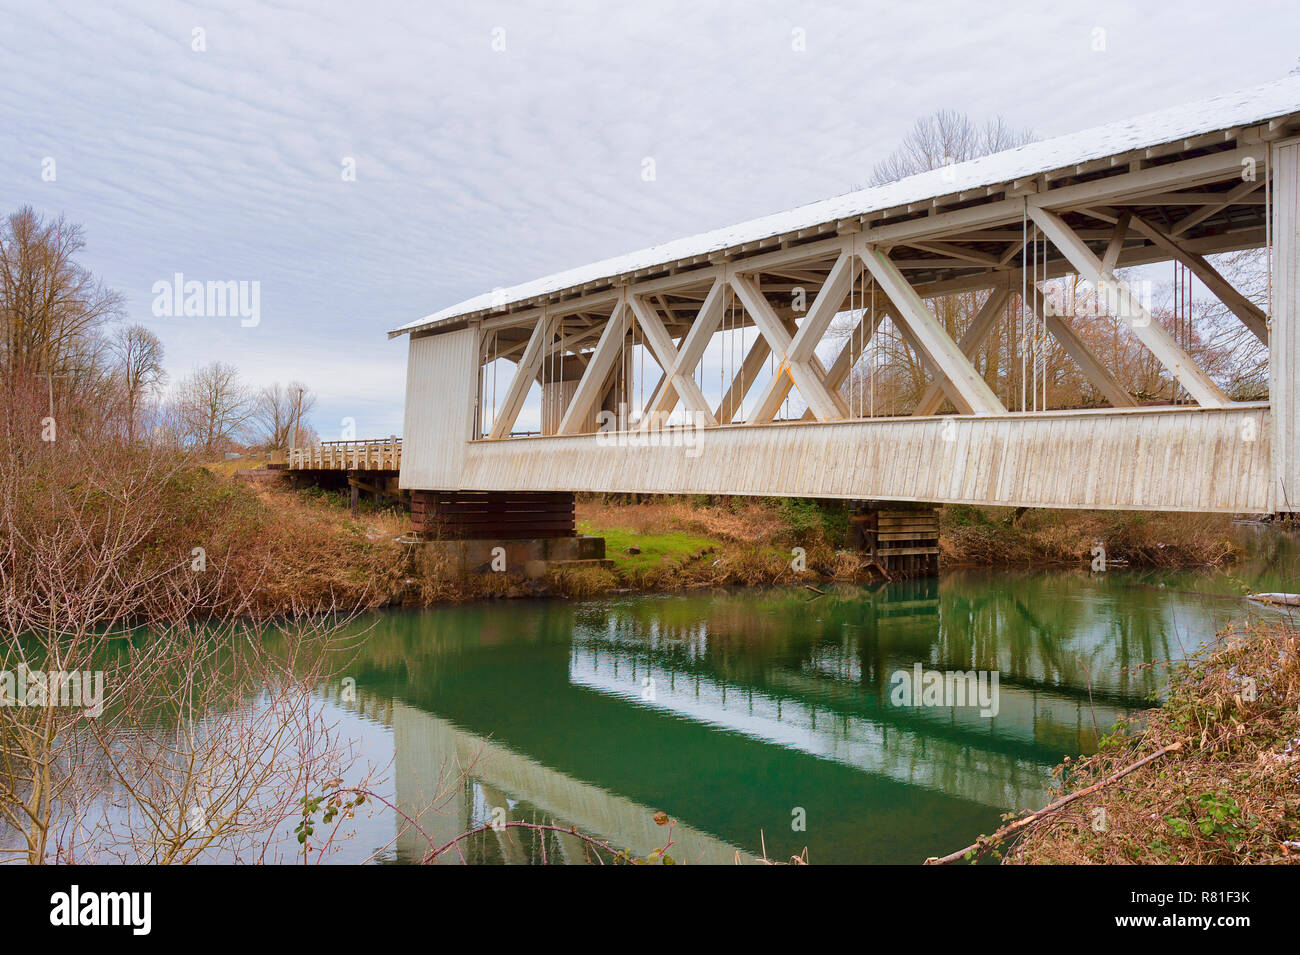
[924,741,1184,865]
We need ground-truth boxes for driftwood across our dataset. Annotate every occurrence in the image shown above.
[1249,592,1300,606]
[924,741,1184,865]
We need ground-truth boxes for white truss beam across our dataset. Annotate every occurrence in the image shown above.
[1100,211,1132,277]
[729,273,848,421]
[882,303,979,415]
[635,280,725,427]
[858,245,1007,415]
[716,336,771,424]
[1171,179,1264,236]
[798,305,887,420]
[913,287,1012,416]
[1125,211,1269,343]
[748,250,855,422]
[1029,207,1230,408]
[1028,286,1138,408]
[627,294,718,426]
[557,300,632,435]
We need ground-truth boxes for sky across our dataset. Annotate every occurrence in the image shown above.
[2,0,1297,439]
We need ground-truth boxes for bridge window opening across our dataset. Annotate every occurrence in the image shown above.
[478,321,550,439]
[844,259,859,421]
[867,268,879,418]
[1040,223,1050,411]
[1265,143,1272,322]
[477,330,499,437]
[1173,259,1188,405]
[867,271,875,418]
[1019,214,1033,413]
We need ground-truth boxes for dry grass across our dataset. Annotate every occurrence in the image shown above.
[1003,620,1300,864]
[940,505,1243,568]
[577,496,792,546]
[198,457,265,481]
[546,565,620,598]
[196,491,1250,610]
[234,487,408,614]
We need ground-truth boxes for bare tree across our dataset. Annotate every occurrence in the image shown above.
[0,206,123,385]
[1199,249,1269,399]
[835,112,1035,411]
[0,375,386,864]
[870,110,1034,187]
[175,361,249,454]
[108,324,166,440]
[253,381,317,450]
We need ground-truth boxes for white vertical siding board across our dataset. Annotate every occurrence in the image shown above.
[977,419,993,503]
[1059,424,1078,506]
[1192,413,1211,510]
[998,419,1016,504]
[918,423,937,500]
[1274,142,1297,508]
[973,419,993,503]
[1197,414,1215,510]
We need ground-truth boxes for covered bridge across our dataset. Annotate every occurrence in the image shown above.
[390,75,1300,521]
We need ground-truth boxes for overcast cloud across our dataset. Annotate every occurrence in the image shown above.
[2,0,1296,437]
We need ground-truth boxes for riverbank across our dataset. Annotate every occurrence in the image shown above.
[995,618,1300,865]
[227,478,1251,609]
[939,503,1244,568]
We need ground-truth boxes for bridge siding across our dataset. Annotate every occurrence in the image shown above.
[1274,137,1300,510]
[401,327,479,489]
[397,405,1270,513]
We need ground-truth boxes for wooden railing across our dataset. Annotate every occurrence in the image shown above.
[288,438,401,471]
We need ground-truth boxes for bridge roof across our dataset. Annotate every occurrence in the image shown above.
[391,73,1300,339]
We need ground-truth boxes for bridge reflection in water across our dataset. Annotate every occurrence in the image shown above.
[341,572,1238,864]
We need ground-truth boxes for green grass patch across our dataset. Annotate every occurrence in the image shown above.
[578,521,716,575]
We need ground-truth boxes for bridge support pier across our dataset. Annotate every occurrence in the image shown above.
[849,502,941,577]
[410,490,607,578]
[409,490,577,538]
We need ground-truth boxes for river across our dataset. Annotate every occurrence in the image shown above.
[8,531,1296,864]
[315,538,1297,864]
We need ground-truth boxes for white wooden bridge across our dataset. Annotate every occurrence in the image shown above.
[389,76,1300,514]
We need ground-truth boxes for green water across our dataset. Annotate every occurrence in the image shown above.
[323,540,1300,865]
